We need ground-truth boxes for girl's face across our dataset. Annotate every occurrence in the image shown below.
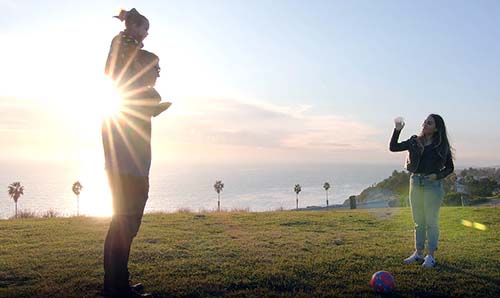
[421,116,437,136]
[130,21,149,42]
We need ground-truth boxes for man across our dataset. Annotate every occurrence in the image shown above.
[102,43,166,298]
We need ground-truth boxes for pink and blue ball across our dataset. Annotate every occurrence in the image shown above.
[370,271,395,294]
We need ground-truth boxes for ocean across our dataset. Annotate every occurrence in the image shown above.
[0,161,399,219]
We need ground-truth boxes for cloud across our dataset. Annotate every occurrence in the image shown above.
[153,97,383,162]
[0,95,387,163]
[0,96,85,161]
[0,97,40,131]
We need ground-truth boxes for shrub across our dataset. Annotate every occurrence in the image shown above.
[443,192,467,206]
[11,209,37,219]
[42,210,60,218]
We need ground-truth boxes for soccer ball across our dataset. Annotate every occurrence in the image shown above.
[370,270,395,294]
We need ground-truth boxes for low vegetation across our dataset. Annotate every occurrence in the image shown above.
[1,207,499,297]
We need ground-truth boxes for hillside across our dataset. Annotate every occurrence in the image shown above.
[1,208,499,297]
[352,168,500,207]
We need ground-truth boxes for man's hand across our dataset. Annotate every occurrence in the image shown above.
[152,102,172,117]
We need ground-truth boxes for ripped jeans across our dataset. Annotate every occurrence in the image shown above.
[409,174,444,252]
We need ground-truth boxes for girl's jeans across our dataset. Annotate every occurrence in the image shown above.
[409,174,444,252]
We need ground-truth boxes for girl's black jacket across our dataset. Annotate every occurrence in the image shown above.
[390,129,454,180]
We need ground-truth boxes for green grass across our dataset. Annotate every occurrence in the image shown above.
[1,207,499,297]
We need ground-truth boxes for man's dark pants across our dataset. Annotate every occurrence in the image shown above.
[104,173,149,292]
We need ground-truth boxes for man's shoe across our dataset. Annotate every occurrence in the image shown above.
[129,288,152,298]
[422,254,436,268]
[403,251,424,264]
[130,283,144,292]
[103,288,152,298]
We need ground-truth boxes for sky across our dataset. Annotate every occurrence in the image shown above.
[1,0,500,167]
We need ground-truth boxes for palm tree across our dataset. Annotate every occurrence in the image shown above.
[323,182,331,206]
[214,180,224,212]
[72,181,83,216]
[8,182,24,218]
[294,184,301,210]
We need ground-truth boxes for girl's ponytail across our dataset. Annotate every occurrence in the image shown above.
[113,9,128,22]
[113,8,148,29]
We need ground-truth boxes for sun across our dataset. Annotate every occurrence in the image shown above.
[77,75,124,122]
[95,76,124,120]
[58,74,123,119]
[45,73,126,145]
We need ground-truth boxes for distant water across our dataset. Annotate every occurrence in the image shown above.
[0,161,399,219]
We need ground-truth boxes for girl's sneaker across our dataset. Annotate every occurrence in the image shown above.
[422,254,436,268]
[403,251,424,263]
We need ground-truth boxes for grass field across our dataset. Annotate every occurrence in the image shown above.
[1,207,499,297]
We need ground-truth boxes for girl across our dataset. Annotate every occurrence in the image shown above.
[105,9,170,118]
[389,114,454,268]
[105,8,150,87]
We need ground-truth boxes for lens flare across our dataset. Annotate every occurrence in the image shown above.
[472,222,487,231]
[461,219,473,227]
[461,219,487,231]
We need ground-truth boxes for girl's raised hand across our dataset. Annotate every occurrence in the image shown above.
[394,117,405,131]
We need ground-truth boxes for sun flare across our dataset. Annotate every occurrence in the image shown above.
[96,77,124,120]
[50,74,124,132]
